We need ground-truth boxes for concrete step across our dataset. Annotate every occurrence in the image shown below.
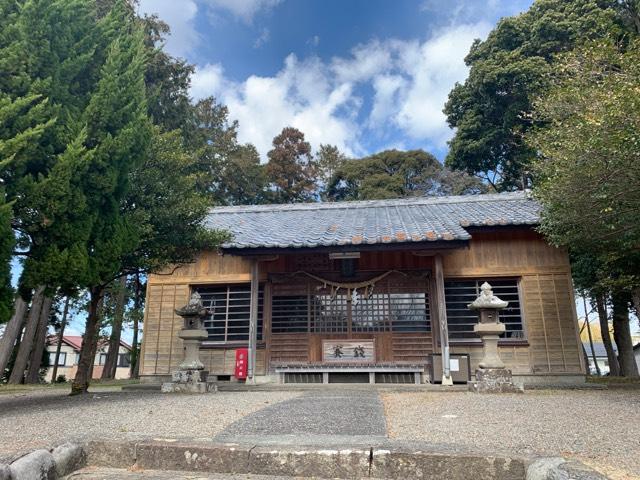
[122,383,469,392]
[85,439,530,480]
[67,466,321,479]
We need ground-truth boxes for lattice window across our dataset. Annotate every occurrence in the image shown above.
[311,294,349,333]
[271,282,430,334]
[444,279,523,341]
[352,293,390,332]
[272,295,308,333]
[196,285,264,343]
[389,292,430,332]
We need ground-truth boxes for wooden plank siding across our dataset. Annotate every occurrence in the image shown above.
[140,227,585,379]
[442,230,584,375]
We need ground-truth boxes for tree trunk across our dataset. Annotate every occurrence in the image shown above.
[583,296,601,376]
[129,274,141,379]
[581,343,590,375]
[71,286,103,395]
[611,292,639,378]
[87,294,105,381]
[595,294,619,376]
[632,287,640,324]
[129,274,141,378]
[51,296,71,383]
[8,286,46,384]
[129,315,139,379]
[25,295,53,383]
[0,295,29,377]
[102,276,126,380]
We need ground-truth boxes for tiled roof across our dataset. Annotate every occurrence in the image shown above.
[583,342,618,358]
[46,335,131,351]
[205,191,541,251]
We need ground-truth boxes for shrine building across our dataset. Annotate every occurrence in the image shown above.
[139,191,586,386]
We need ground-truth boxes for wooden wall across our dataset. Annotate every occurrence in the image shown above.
[443,230,584,374]
[140,227,585,379]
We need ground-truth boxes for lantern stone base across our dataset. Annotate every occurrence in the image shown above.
[161,369,216,394]
[468,368,524,394]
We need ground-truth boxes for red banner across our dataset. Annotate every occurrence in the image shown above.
[235,348,248,379]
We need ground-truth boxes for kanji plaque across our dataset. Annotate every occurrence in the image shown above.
[322,340,375,363]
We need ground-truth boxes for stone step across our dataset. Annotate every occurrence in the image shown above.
[86,439,529,480]
[67,467,316,479]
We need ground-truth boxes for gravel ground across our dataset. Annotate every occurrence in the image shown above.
[383,390,640,480]
[0,389,300,463]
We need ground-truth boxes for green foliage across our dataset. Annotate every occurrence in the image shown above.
[527,40,640,296]
[215,144,268,205]
[0,197,12,324]
[444,0,627,190]
[316,144,348,201]
[122,127,229,276]
[3,0,99,292]
[328,149,486,201]
[177,96,269,206]
[266,127,318,203]
[140,14,195,132]
[81,6,152,288]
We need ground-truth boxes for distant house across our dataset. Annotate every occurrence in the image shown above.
[45,335,131,382]
[583,342,617,375]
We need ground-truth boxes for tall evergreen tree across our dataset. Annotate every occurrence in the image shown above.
[328,150,486,201]
[0,196,12,325]
[316,144,347,201]
[527,39,640,377]
[216,144,268,205]
[443,0,628,190]
[266,127,317,203]
[71,2,152,395]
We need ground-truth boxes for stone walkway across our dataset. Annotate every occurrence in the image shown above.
[215,390,388,446]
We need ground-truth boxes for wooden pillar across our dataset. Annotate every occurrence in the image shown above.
[434,254,453,385]
[248,259,259,384]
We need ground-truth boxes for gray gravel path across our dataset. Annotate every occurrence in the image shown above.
[216,390,387,445]
[0,389,299,463]
[383,390,640,480]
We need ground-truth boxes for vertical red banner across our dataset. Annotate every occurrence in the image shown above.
[235,348,248,380]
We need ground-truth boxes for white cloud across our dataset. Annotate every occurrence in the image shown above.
[369,74,406,128]
[191,22,490,160]
[253,28,271,48]
[204,0,283,24]
[331,40,394,83]
[192,55,361,159]
[394,22,491,146]
[138,0,200,59]
[191,63,227,101]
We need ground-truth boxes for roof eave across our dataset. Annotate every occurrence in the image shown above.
[220,239,470,256]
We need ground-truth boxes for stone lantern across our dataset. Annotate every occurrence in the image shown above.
[467,282,522,393]
[161,292,214,393]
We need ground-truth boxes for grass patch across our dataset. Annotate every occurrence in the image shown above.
[0,378,140,395]
[586,376,640,384]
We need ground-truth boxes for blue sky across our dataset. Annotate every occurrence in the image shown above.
[138,0,534,161]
